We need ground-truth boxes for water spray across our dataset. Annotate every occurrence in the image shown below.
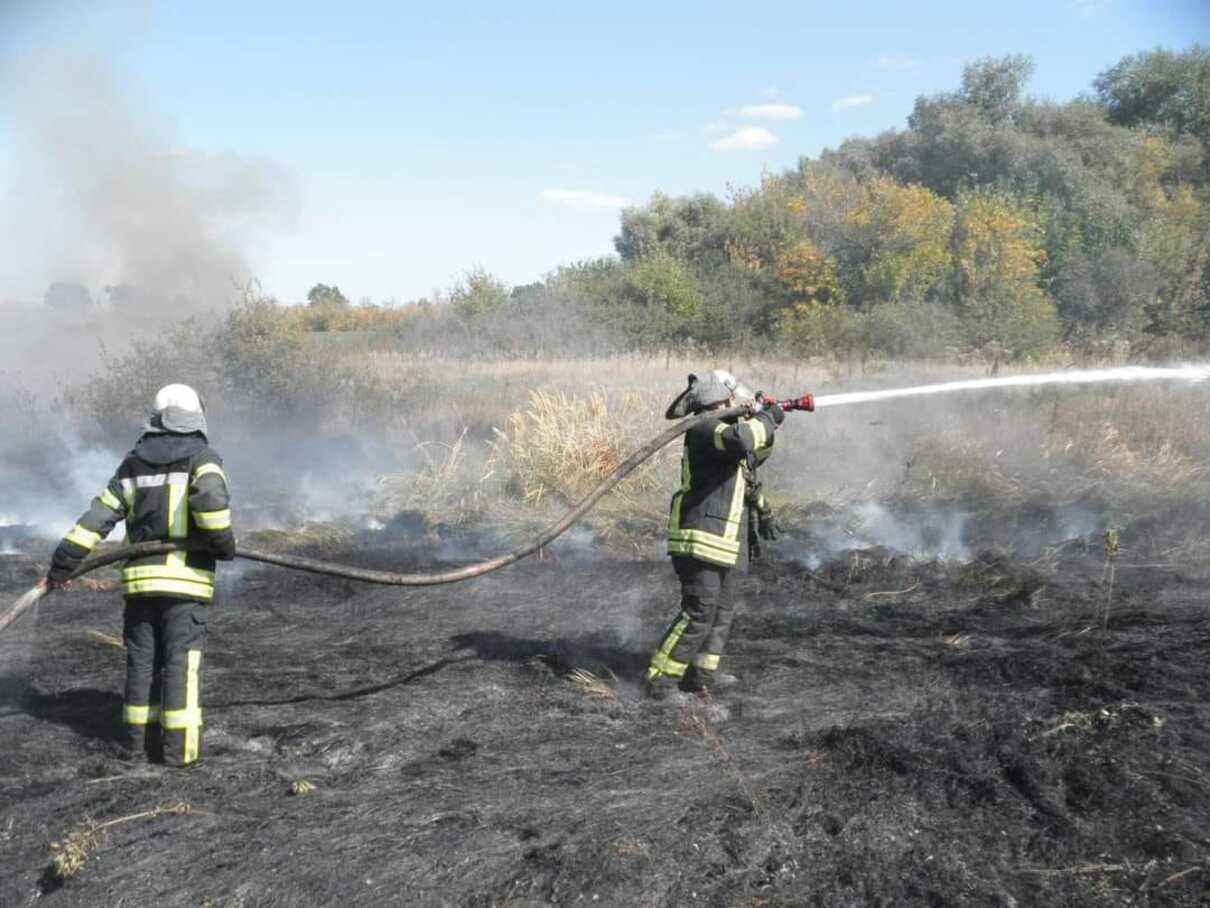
[4,364,1208,634]
[809,365,1210,409]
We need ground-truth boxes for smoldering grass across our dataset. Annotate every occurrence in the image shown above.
[376,428,496,526]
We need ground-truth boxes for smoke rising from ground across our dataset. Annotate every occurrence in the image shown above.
[0,3,296,380]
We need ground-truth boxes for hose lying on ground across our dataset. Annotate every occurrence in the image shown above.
[5,405,843,634]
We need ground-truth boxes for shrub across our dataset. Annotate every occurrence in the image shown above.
[490,389,676,514]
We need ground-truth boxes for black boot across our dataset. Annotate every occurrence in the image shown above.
[645,674,692,703]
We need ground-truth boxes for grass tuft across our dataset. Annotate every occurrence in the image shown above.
[491,389,675,515]
[47,802,197,883]
[567,668,617,700]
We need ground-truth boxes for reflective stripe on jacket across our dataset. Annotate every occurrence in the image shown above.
[667,411,776,567]
[50,432,234,600]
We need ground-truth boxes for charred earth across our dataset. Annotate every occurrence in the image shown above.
[1,505,1208,906]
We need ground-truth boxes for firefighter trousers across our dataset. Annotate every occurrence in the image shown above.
[647,556,735,688]
[122,597,207,767]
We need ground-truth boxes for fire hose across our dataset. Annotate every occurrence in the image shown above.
[0,396,818,635]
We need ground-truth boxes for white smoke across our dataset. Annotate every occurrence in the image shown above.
[0,2,297,380]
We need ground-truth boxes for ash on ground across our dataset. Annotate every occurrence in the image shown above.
[0,503,1207,906]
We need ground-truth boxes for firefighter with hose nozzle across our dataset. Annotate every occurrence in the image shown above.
[645,370,785,701]
[39,384,235,767]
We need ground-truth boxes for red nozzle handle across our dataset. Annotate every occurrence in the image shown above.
[775,394,815,413]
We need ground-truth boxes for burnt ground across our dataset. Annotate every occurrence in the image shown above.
[0,506,1208,907]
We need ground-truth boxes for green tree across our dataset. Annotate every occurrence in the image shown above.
[959,55,1034,123]
[307,283,350,308]
[449,268,510,320]
[1095,45,1210,144]
[624,251,702,347]
[614,193,729,263]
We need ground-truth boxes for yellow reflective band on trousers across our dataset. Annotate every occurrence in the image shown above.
[123,704,161,725]
[162,649,204,764]
[194,508,231,530]
[647,613,691,680]
[692,653,721,671]
[99,487,124,513]
[64,524,101,551]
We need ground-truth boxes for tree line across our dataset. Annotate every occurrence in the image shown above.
[262,45,1210,363]
[568,47,1207,363]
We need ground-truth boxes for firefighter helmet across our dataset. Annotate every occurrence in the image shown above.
[665,371,740,419]
[153,384,204,414]
[147,384,208,436]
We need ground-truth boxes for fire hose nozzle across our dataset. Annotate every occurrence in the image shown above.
[775,393,815,413]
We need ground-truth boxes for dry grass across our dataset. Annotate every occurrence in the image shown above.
[375,428,496,525]
[47,802,199,883]
[86,630,124,648]
[344,353,1210,539]
[566,668,617,699]
[491,389,676,514]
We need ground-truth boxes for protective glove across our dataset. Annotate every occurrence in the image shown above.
[209,533,237,562]
[44,562,74,589]
[38,574,70,592]
[755,392,786,427]
[756,501,780,541]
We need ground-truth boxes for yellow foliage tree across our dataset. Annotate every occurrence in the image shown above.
[951,189,1048,299]
[950,190,1058,357]
[774,241,845,306]
[843,176,954,303]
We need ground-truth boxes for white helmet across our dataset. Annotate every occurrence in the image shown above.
[153,383,203,414]
[146,383,208,436]
[711,369,755,403]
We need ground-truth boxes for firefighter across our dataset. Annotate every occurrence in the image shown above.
[39,384,234,767]
[645,370,783,701]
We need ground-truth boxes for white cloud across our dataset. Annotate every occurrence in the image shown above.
[539,189,632,211]
[710,127,778,152]
[831,94,875,111]
[738,103,802,120]
[874,55,918,71]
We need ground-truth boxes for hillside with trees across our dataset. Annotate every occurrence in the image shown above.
[294,46,1207,363]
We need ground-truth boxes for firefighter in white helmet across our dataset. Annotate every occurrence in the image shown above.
[645,371,783,700]
[41,384,235,767]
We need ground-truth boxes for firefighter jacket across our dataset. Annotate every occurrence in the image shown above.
[49,432,234,601]
[667,410,777,568]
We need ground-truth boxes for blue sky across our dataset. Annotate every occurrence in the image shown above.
[1,0,1207,305]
